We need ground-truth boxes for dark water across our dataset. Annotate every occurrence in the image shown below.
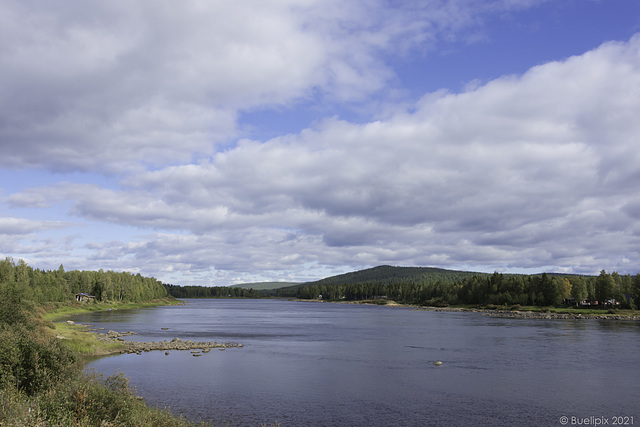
[72,299,640,426]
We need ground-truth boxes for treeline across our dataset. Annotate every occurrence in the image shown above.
[0,257,167,303]
[165,284,263,299]
[296,270,640,309]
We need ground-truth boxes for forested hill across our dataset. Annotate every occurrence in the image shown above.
[230,281,301,290]
[305,265,487,287]
[165,264,639,310]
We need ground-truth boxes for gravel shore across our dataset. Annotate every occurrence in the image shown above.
[85,326,244,355]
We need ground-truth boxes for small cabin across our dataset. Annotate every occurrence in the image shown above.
[76,292,95,302]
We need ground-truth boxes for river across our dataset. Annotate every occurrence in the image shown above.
[72,299,640,426]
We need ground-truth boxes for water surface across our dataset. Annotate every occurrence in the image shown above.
[72,299,640,426]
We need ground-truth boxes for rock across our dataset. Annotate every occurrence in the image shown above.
[171,337,181,343]
[165,352,169,355]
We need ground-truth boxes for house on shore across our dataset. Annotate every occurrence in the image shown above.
[580,298,599,307]
[75,292,95,302]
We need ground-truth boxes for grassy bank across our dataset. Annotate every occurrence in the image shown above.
[51,321,125,357]
[43,297,183,322]
[42,298,185,357]
[0,295,208,426]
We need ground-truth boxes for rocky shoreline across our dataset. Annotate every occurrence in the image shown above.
[410,306,640,320]
[311,299,640,320]
[67,321,244,355]
[482,310,639,320]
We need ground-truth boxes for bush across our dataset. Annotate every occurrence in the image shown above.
[0,278,199,426]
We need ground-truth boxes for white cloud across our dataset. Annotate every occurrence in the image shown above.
[9,33,640,280]
[0,0,550,173]
[0,216,70,235]
[2,1,639,282]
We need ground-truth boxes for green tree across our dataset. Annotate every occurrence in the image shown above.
[595,270,615,304]
[570,276,587,304]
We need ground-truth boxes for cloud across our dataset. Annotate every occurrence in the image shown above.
[10,33,640,280]
[0,217,70,235]
[0,0,550,174]
[3,2,639,282]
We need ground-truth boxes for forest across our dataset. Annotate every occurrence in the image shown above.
[294,269,640,309]
[0,257,168,303]
[165,283,263,299]
[0,257,193,426]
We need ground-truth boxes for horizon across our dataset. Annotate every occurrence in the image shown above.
[2,1,640,286]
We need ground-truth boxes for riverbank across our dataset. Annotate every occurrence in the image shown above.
[45,298,186,357]
[311,299,640,320]
[47,298,245,357]
[419,306,640,320]
[1,296,206,426]
[43,297,184,321]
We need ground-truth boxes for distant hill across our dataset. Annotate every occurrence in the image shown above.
[230,281,302,290]
[305,265,488,286]
[270,265,492,297]
[225,266,490,295]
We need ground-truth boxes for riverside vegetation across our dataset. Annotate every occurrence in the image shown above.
[167,265,640,317]
[0,257,204,426]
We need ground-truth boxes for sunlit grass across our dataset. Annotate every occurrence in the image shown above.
[51,322,125,356]
[43,298,182,321]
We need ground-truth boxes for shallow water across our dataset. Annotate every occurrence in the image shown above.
[74,299,640,426]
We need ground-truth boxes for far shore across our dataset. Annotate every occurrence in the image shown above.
[295,298,640,320]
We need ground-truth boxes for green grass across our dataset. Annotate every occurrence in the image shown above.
[43,298,182,321]
[43,298,184,356]
[51,322,125,356]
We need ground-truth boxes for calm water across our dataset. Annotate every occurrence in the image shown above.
[71,299,640,426]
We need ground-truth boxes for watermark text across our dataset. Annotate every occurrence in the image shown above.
[559,416,635,425]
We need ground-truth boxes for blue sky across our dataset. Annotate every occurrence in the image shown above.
[1,0,640,285]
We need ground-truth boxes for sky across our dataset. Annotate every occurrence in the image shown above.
[2,0,640,286]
